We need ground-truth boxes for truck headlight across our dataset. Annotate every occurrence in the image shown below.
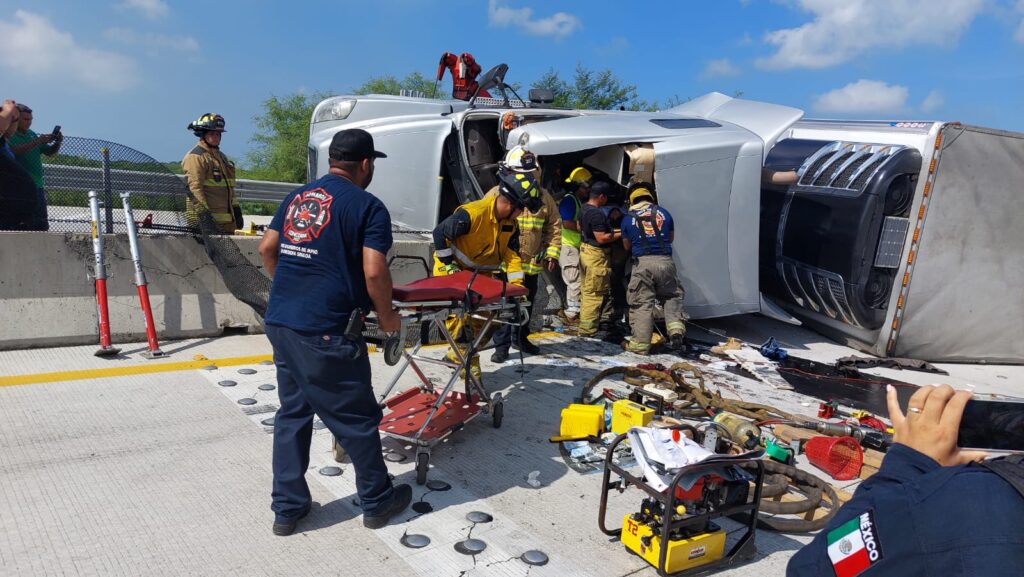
[312,99,355,123]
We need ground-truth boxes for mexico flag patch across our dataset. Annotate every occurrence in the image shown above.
[827,511,883,577]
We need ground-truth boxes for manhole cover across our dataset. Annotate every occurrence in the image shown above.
[384,452,406,463]
[218,380,237,387]
[261,417,276,426]
[426,480,451,491]
[411,501,433,514]
[258,384,276,391]
[237,398,257,406]
[319,466,342,476]
[466,511,493,524]
[521,550,549,566]
[238,368,257,375]
[400,533,431,549]
[312,421,326,430]
[454,539,487,555]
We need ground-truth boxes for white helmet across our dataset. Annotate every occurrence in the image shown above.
[503,145,538,172]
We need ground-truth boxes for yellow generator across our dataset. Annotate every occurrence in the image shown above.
[598,428,765,576]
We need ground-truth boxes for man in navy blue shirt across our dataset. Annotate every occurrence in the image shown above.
[787,384,1024,576]
[620,184,686,354]
[258,129,411,535]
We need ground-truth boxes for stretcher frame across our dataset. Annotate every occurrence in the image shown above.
[377,267,529,485]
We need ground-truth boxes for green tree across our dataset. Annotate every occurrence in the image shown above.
[246,92,328,183]
[354,72,440,98]
[534,65,657,111]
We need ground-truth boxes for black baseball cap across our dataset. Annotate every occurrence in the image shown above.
[329,129,387,161]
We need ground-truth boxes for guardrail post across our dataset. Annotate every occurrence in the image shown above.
[101,147,114,233]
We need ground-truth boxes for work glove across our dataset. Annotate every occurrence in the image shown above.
[441,262,461,275]
[232,205,244,230]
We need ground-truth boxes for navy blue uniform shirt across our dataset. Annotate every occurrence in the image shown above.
[787,443,1024,577]
[622,203,674,257]
[264,174,392,334]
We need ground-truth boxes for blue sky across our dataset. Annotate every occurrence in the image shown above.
[2,0,1022,165]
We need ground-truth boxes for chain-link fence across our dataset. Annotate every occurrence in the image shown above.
[2,135,271,316]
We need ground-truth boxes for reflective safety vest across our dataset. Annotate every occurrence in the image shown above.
[484,186,561,275]
[561,194,583,249]
[432,196,524,284]
[181,140,238,233]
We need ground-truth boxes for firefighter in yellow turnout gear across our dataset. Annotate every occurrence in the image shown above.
[432,168,541,380]
[484,146,561,362]
[578,181,621,337]
[620,184,686,354]
[181,113,241,234]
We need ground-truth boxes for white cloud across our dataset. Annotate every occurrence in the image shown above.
[813,80,909,114]
[921,90,945,113]
[701,58,741,79]
[118,0,169,20]
[103,28,200,55]
[757,0,985,70]
[487,0,581,39]
[0,10,137,92]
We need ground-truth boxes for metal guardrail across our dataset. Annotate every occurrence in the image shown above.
[42,164,299,203]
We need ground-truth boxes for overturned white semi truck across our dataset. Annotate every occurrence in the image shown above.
[308,67,1024,363]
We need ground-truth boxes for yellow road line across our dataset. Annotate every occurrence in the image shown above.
[0,354,273,388]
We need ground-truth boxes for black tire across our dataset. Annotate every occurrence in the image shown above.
[491,392,504,429]
[383,335,402,366]
[415,452,429,485]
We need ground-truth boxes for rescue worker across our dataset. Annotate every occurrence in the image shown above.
[182,113,241,234]
[787,384,1024,576]
[578,180,620,337]
[620,184,686,353]
[486,147,561,362]
[558,167,592,324]
[432,168,541,379]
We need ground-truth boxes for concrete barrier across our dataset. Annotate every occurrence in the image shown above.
[0,231,433,351]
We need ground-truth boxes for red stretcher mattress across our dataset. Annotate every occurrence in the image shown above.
[392,271,527,305]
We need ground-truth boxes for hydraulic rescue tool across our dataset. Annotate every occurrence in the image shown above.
[88,190,121,357]
[120,192,166,358]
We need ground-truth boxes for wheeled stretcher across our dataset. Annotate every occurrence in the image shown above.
[376,269,529,485]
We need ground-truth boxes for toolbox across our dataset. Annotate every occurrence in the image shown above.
[560,403,605,437]
[611,399,654,434]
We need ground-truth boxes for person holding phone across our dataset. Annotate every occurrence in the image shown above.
[787,384,1024,576]
[8,103,62,231]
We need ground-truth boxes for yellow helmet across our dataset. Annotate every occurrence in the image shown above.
[564,166,592,185]
[629,187,655,205]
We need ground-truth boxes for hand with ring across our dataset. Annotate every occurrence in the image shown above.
[886,383,988,466]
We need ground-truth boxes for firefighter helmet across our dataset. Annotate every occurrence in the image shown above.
[564,166,592,185]
[188,113,226,137]
[497,167,542,212]
[502,145,537,172]
[628,181,656,205]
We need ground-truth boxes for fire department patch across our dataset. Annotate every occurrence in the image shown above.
[283,187,333,244]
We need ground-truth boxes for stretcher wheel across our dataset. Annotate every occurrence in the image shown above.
[383,334,403,366]
[492,392,504,429]
[415,452,429,485]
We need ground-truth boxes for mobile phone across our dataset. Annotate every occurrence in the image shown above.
[957,399,1024,451]
[53,125,61,135]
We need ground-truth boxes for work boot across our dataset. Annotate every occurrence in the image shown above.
[558,310,579,325]
[670,332,686,350]
[491,349,510,363]
[623,340,651,355]
[363,484,413,529]
[514,337,541,355]
[272,503,311,536]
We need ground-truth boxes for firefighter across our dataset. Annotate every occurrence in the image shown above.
[485,146,561,362]
[558,167,592,324]
[578,181,620,337]
[620,183,686,354]
[182,113,241,234]
[432,168,541,379]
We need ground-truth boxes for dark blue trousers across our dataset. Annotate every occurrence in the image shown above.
[265,324,394,520]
